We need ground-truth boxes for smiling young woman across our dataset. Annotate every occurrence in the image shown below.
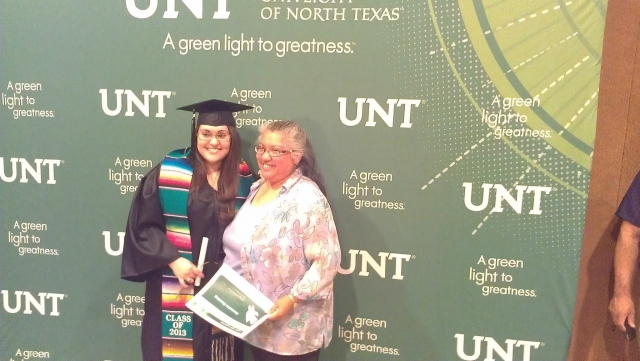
[121,99,253,361]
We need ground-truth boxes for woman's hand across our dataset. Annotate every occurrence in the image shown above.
[168,257,204,287]
[268,295,298,321]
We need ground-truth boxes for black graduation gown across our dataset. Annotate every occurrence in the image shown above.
[121,164,224,361]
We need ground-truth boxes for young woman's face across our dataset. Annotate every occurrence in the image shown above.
[196,125,231,168]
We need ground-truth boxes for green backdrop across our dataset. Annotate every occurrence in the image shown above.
[0,0,606,360]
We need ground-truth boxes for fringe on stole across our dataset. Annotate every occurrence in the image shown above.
[211,334,234,361]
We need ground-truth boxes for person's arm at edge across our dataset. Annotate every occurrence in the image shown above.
[610,220,640,331]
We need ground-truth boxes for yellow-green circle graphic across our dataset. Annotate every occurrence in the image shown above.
[461,0,605,171]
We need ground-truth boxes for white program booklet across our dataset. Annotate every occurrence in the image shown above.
[186,264,274,338]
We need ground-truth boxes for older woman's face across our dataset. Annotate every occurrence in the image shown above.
[196,125,231,168]
[257,131,300,185]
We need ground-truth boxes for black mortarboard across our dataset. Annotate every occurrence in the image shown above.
[178,99,253,148]
[178,99,253,127]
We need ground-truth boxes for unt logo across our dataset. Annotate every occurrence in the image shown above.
[338,249,413,280]
[462,183,552,215]
[103,231,125,256]
[455,333,541,361]
[99,89,173,118]
[338,97,421,128]
[126,0,231,19]
[0,158,61,184]
[1,291,65,316]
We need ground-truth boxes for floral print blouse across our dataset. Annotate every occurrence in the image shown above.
[234,169,341,355]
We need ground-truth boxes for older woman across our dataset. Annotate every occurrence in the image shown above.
[222,120,341,361]
[121,99,253,361]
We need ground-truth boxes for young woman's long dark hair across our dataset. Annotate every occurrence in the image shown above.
[189,125,241,226]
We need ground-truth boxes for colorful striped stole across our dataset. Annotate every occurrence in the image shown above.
[157,148,254,361]
[158,148,195,361]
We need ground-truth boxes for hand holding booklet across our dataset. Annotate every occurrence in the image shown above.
[186,264,274,338]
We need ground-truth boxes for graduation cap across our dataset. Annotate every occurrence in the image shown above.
[178,99,253,147]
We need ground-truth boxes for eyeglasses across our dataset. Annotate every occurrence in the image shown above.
[254,145,298,157]
[197,131,231,142]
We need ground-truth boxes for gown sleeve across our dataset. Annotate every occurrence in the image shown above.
[121,165,181,282]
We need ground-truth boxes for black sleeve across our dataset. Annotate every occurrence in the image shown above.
[617,171,640,228]
[121,165,181,282]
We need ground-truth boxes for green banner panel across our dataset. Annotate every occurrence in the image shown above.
[0,0,606,360]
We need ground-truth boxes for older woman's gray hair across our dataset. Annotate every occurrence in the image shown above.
[259,120,326,195]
